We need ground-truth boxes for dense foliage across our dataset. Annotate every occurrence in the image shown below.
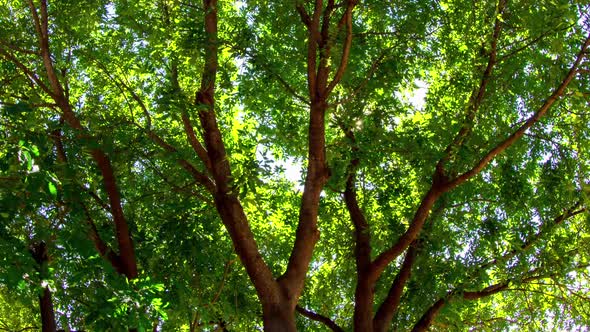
[1,0,589,331]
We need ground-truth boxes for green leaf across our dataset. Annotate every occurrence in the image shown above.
[47,182,57,198]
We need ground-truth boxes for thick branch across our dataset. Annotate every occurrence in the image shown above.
[345,173,371,268]
[51,124,126,275]
[82,205,125,275]
[26,0,137,277]
[325,0,356,95]
[462,282,509,300]
[411,262,586,332]
[280,0,358,302]
[373,241,419,332]
[28,0,66,105]
[339,125,375,330]
[181,112,213,172]
[410,282,505,332]
[295,306,345,332]
[370,187,442,283]
[196,0,279,308]
[411,298,446,332]
[26,0,43,39]
[374,29,590,290]
[296,2,312,28]
[342,128,371,271]
[167,51,213,172]
[301,0,322,101]
[88,149,138,279]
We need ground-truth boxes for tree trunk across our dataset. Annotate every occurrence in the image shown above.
[39,287,57,332]
[30,242,57,332]
[353,276,374,332]
[262,304,297,332]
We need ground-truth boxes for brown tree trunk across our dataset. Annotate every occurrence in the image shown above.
[30,242,57,332]
[39,287,57,332]
[353,276,374,331]
[262,304,297,332]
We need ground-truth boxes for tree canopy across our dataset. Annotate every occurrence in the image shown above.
[1,0,590,331]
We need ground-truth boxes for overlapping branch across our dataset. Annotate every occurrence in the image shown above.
[447,31,590,189]
[193,0,280,311]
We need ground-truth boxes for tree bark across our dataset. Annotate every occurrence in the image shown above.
[373,242,418,332]
[262,303,297,332]
[39,284,57,332]
[353,276,374,331]
[30,242,57,332]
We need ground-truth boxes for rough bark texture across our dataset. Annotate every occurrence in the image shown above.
[262,304,297,332]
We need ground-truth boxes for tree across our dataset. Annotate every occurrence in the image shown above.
[0,286,40,331]
[1,0,589,331]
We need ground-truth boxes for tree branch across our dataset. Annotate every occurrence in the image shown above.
[436,0,507,176]
[296,2,312,28]
[92,58,152,130]
[195,0,279,310]
[478,204,586,271]
[374,25,590,299]
[373,241,419,332]
[51,126,125,275]
[82,204,125,275]
[447,31,590,190]
[206,259,236,307]
[167,50,214,172]
[240,48,308,104]
[331,48,392,107]
[0,48,54,97]
[295,305,345,332]
[25,1,139,279]
[145,130,215,193]
[369,186,442,283]
[411,260,589,332]
[411,298,447,332]
[325,0,356,95]
[181,112,213,172]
